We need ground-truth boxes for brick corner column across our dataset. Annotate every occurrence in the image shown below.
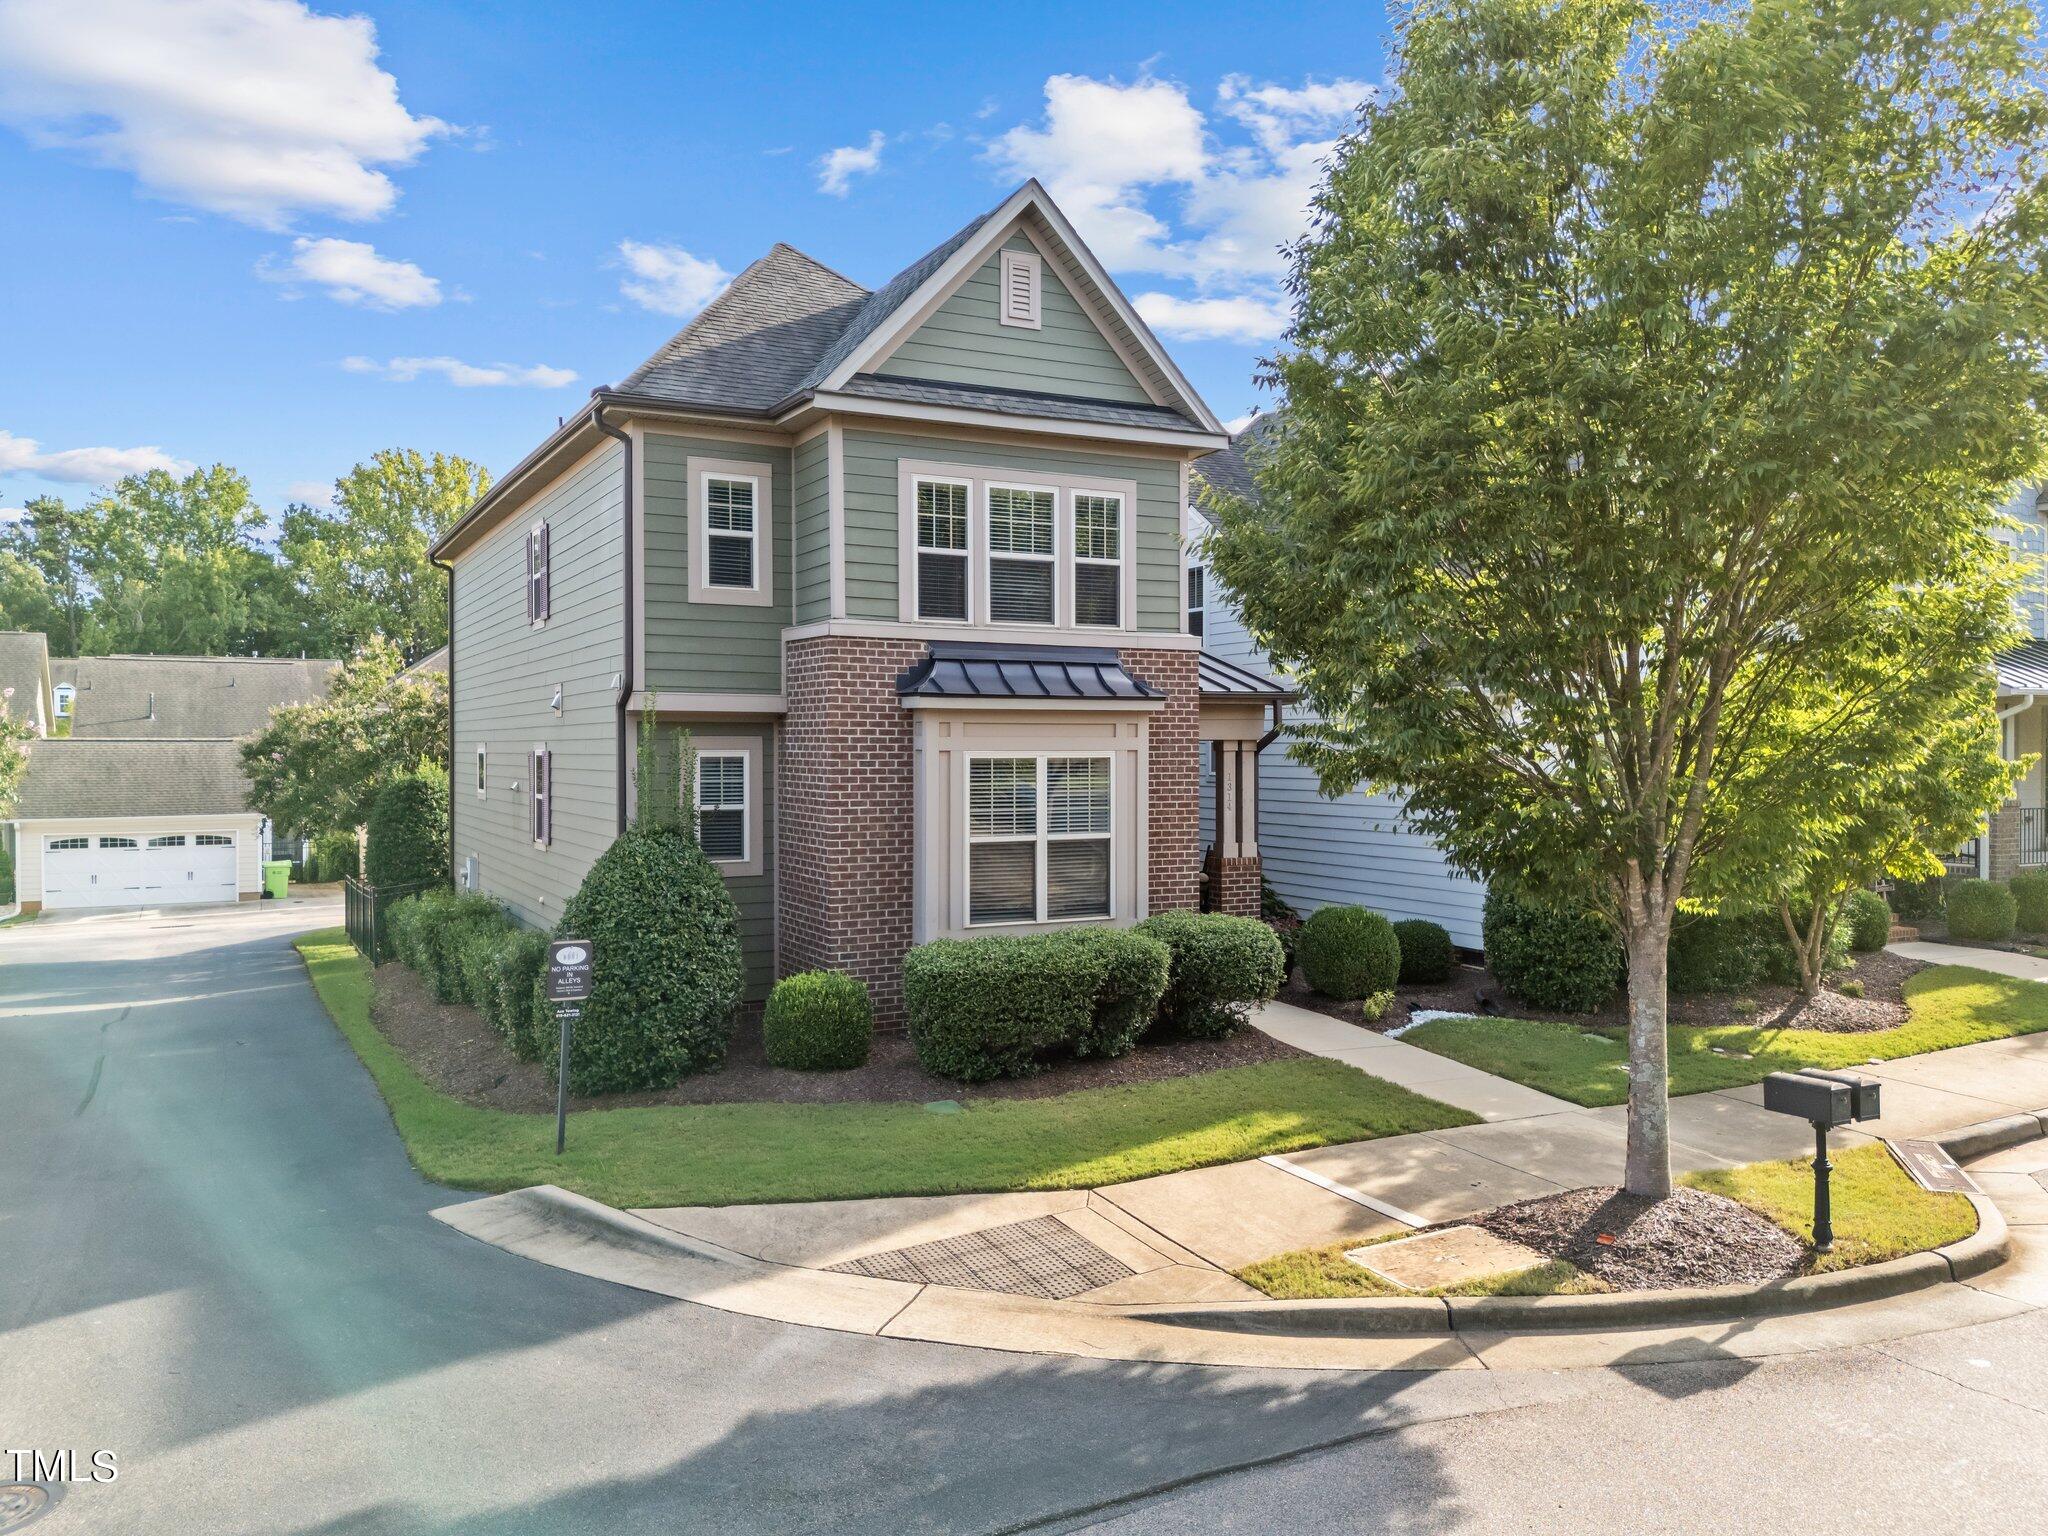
[1989,802,2020,883]
[1123,646,1200,915]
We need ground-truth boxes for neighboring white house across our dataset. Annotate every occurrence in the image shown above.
[6,649,338,912]
[1187,422,1488,946]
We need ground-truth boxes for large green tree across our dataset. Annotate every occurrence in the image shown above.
[1205,0,2048,1196]
[240,637,448,836]
[279,449,490,659]
[0,496,91,652]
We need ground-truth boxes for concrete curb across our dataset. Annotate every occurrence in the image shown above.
[1129,1113,2040,1338]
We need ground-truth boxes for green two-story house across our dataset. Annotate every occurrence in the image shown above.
[430,181,1289,1020]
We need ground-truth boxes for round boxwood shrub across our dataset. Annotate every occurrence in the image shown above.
[2011,872,2048,936]
[904,934,1095,1080]
[1297,904,1401,1004]
[365,766,448,890]
[1844,889,1893,952]
[554,827,745,1093]
[1062,927,1172,1059]
[1137,911,1286,1039]
[1888,877,1944,922]
[1392,918,1456,985]
[1482,890,1624,1012]
[1667,911,1775,995]
[1945,878,2016,944]
[764,971,874,1071]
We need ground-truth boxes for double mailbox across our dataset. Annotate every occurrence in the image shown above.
[1761,1067,1882,1127]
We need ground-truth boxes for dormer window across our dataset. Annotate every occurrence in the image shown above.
[53,683,73,719]
[999,249,1041,329]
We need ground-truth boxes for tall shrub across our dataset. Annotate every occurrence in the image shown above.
[365,764,448,890]
[1137,911,1286,1039]
[1482,891,1624,1013]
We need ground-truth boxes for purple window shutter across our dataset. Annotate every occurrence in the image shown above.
[525,532,535,621]
[539,523,551,621]
[540,749,552,845]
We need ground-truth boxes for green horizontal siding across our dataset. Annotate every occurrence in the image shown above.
[792,432,830,625]
[877,234,1151,404]
[666,721,776,1004]
[642,431,791,693]
[840,427,1184,631]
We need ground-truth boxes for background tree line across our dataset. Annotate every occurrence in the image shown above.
[0,448,489,661]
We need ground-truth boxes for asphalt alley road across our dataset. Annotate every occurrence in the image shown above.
[3,903,2045,1535]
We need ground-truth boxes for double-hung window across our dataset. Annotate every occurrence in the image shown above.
[966,754,1113,925]
[985,484,1056,626]
[526,523,550,624]
[531,747,551,846]
[1072,492,1123,627]
[702,474,759,592]
[697,753,748,863]
[1186,566,1205,637]
[914,478,971,621]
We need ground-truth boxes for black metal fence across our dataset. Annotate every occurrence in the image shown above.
[343,877,432,962]
[2019,808,2048,870]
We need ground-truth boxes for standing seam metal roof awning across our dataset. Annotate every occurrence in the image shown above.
[1997,640,2048,694]
[1197,651,1296,703]
[895,643,1164,703]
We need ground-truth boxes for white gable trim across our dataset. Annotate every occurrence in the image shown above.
[816,181,1226,435]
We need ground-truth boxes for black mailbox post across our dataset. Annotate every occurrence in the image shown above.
[1760,1068,1883,1251]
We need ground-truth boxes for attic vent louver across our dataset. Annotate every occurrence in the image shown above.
[999,249,1041,330]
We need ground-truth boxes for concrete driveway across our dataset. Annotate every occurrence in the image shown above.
[6,902,2048,1535]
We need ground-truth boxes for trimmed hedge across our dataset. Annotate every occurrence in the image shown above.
[1138,910,1287,1040]
[1393,918,1456,985]
[1889,878,1944,922]
[311,829,359,883]
[1297,905,1401,1005]
[365,767,448,891]
[1667,911,1777,995]
[385,887,547,1054]
[903,927,1173,1081]
[0,843,13,905]
[1482,890,1624,1012]
[1946,879,2017,944]
[1845,889,1893,952]
[764,971,874,1072]
[2012,872,2048,936]
[496,928,551,1060]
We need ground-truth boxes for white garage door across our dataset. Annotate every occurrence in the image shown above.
[43,832,239,910]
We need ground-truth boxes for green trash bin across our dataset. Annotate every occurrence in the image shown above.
[262,860,291,900]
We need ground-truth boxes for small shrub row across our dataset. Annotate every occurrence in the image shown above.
[2012,871,2048,936]
[764,971,873,1071]
[386,888,552,1061]
[1287,904,1457,1008]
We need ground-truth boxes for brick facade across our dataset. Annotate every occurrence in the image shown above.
[776,636,1201,1026]
[1205,850,1263,918]
[1990,799,2021,882]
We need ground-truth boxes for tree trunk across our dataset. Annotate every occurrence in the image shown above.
[1623,914,1673,1199]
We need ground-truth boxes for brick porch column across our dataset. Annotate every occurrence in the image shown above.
[1989,800,2020,882]
[1207,738,1264,918]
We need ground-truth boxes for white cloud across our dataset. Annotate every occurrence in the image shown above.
[617,240,730,318]
[817,130,886,197]
[1223,411,1259,434]
[0,429,192,484]
[259,236,440,309]
[1134,291,1291,344]
[0,0,449,228]
[285,479,332,506]
[341,355,577,388]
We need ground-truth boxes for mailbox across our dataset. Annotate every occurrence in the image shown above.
[1797,1067,1881,1123]
[1762,1071,1854,1128]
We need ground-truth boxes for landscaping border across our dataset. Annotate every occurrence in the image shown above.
[1127,1111,2042,1337]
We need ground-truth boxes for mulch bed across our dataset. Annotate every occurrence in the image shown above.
[1280,946,1922,1037]
[1463,1184,1806,1290]
[368,961,1305,1114]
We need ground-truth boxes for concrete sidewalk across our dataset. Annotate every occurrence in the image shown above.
[1891,938,2048,981]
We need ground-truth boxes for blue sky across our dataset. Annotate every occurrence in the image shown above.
[0,0,1392,523]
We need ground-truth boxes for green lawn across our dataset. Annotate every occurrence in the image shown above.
[1237,1142,1976,1297]
[1401,964,2048,1107]
[296,929,1478,1209]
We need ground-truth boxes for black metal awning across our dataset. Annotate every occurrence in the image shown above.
[1197,651,1296,703]
[896,642,1164,704]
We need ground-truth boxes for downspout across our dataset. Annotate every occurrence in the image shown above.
[593,404,635,836]
[430,551,455,883]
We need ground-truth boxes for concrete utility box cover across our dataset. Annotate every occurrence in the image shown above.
[1345,1226,1552,1291]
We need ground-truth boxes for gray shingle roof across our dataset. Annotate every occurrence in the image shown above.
[1198,651,1295,702]
[1190,412,1282,505]
[400,645,448,680]
[617,243,869,412]
[0,631,52,728]
[895,642,1164,703]
[837,373,1198,430]
[13,738,253,819]
[65,654,338,740]
[1998,640,2048,694]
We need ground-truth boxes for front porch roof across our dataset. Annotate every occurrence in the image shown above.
[1197,651,1296,704]
[1996,639,2048,696]
[895,642,1163,704]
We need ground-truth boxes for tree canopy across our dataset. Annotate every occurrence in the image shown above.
[1204,0,2048,1195]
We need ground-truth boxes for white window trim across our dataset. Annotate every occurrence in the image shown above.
[982,479,1061,629]
[531,745,551,847]
[690,734,765,877]
[1070,488,1126,630]
[894,459,1137,633]
[999,248,1042,329]
[475,743,487,797]
[964,751,1115,927]
[53,684,73,719]
[687,456,776,608]
[527,521,550,626]
[912,474,974,623]
[696,752,749,867]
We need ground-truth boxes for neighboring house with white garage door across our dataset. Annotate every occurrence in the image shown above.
[4,646,338,913]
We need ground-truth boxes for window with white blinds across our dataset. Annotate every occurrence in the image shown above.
[986,484,1056,625]
[915,478,971,621]
[1072,492,1122,627]
[702,475,758,590]
[697,753,748,863]
[966,754,1113,925]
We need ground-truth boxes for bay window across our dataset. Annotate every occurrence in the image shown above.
[966,753,1113,925]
